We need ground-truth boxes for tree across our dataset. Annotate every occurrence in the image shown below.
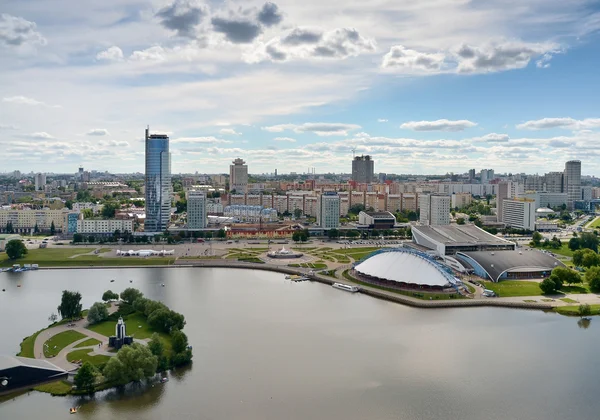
[73,233,83,243]
[74,362,97,393]
[550,267,579,287]
[101,202,119,219]
[348,204,365,215]
[148,333,169,372]
[87,302,109,324]
[581,249,600,268]
[217,228,226,239]
[175,198,187,214]
[579,303,592,318]
[103,343,157,385]
[88,235,95,243]
[48,313,58,324]
[57,290,83,320]
[585,266,600,292]
[82,208,93,219]
[148,308,186,333]
[327,229,339,239]
[50,221,55,235]
[293,208,303,219]
[532,231,543,246]
[171,329,193,367]
[6,221,14,234]
[456,217,465,225]
[539,277,558,294]
[65,200,73,210]
[34,223,39,234]
[120,288,143,305]
[102,290,119,302]
[5,239,28,259]
[580,232,599,252]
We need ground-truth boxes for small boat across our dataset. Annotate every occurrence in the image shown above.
[160,377,169,383]
[110,279,115,283]
[332,283,359,293]
[17,284,21,288]
[161,283,165,287]
[69,407,78,414]
[129,280,133,283]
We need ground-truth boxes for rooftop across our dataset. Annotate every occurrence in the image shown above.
[413,225,512,247]
[0,355,65,372]
[361,211,395,219]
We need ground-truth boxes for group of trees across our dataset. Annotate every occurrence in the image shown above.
[539,266,582,294]
[103,343,158,385]
[87,302,109,325]
[292,229,310,242]
[102,290,119,302]
[531,232,562,249]
[148,329,192,369]
[125,288,186,333]
[568,232,599,253]
[573,249,600,268]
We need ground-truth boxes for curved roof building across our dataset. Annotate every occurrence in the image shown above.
[354,248,459,290]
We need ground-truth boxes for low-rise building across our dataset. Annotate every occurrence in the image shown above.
[358,211,396,229]
[76,218,134,234]
[0,208,76,233]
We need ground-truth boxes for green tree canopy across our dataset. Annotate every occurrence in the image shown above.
[550,267,577,287]
[580,232,599,253]
[102,290,119,302]
[87,302,109,324]
[170,329,193,367]
[103,343,157,385]
[5,239,28,259]
[101,202,119,218]
[74,362,97,393]
[579,303,592,318]
[568,237,580,251]
[50,221,56,235]
[573,249,600,268]
[585,266,600,292]
[539,277,558,294]
[57,290,82,320]
[532,231,543,246]
[120,288,143,305]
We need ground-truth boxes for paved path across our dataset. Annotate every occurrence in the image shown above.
[33,303,120,371]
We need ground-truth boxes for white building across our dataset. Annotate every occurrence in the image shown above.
[77,218,134,234]
[317,193,340,229]
[72,202,103,213]
[229,158,248,194]
[564,160,581,209]
[187,190,207,229]
[0,209,74,233]
[522,192,568,209]
[206,202,224,214]
[34,173,46,191]
[419,194,450,226]
[502,198,536,231]
[223,205,278,222]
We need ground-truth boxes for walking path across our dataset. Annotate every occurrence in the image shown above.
[33,303,120,371]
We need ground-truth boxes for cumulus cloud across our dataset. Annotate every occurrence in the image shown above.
[156,0,208,38]
[211,15,262,44]
[377,119,388,123]
[219,128,241,135]
[257,2,283,27]
[2,96,59,108]
[516,117,600,130]
[400,119,477,132]
[0,14,46,48]
[273,137,296,142]
[382,41,561,74]
[171,136,232,144]
[472,133,510,142]
[262,122,361,136]
[247,27,375,63]
[87,128,110,136]
[26,132,55,139]
[96,46,124,61]
[130,46,167,61]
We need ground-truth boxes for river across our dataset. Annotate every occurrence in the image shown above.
[0,267,598,420]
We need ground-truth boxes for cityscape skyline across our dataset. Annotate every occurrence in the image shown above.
[1,1,600,175]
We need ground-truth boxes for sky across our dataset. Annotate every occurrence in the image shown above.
[1,0,600,176]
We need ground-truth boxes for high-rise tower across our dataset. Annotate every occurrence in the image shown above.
[144,126,171,232]
[564,160,581,209]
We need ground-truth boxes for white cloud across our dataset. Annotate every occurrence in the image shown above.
[26,132,55,139]
[472,133,510,142]
[96,46,124,61]
[130,46,167,62]
[170,136,232,144]
[400,119,477,132]
[382,41,561,74]
[262,122,361,136]
[377,119,388,123]
[246,27,376,63]
[219,128,241,135]
[0,124,18,130]
[87,128,110,136]
[0,14,46,48]
[516,117,600,130]
[2,95,57,107]
[273,137,296,142]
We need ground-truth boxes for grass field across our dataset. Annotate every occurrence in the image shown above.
[34,380,72,396]
[74,338,101,348]
[585,217,600,229]
[18,329,44,358]
[66,349,111,367]
[43,330,87,357]
[0,248,175,267]
[530,243,574,257]
[482,281,543,297]
[560,298,579,303]
[554,304,600,316]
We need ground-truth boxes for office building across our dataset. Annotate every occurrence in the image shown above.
[581,186,592,201]
[144,127,171,232]
[187,190,207,229]
[502,198,536,231]
[317,192,340,229]
[351,155,375,184]
[468,169,476,182]
[522,192,568,209]
[480,169,494,184]
[419,194,450,226]
[34,173,46,191]
[564,160,581,209]
[451,192,472,210]
[229,158,248,194]
[77,219,134,235]
[545,172,564,193]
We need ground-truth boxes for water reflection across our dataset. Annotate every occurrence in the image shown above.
[577,317,592,329]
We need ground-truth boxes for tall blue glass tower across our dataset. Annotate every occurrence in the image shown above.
[145,126,171,232]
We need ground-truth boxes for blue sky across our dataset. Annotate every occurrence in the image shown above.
[1,0,600,175]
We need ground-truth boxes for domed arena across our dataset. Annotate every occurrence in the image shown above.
[353,248,460,291]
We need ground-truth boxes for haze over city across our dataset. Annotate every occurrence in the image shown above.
[1,0,600,174]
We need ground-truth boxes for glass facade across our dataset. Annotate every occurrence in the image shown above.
[145,130,171,232]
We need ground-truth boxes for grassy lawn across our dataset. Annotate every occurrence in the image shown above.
[321,269,337,278]
[554,304,600,316]
[88,312,155,340]
[482,281,543,297]
[560,298,579,303]
[43,330,87,357]
[343,270,464,301]
[66,349,111,367]
[237,257,265,264]
[0,247,175,267]
[34,380,72,396]
[585,217,600,229]
[530,243,574,257]
[18,329,44,358]
[74,338,101,348]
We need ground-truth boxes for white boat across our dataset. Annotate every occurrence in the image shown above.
[332,283,359,293]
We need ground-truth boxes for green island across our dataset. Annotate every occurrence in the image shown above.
[16,287,192,396]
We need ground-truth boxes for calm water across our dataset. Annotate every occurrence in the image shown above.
[0,267,598,420]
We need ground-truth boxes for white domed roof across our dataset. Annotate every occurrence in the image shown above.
[354,250,454,287]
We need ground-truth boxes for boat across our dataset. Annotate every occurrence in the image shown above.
[287,275,308,282]
[69,407,78,414]
[110,279,115,283]
[160,377,169,383]
[332,283,359,293]
[161,283,165,287]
